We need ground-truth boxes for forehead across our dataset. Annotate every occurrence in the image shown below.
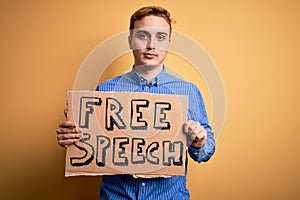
[133,15,170,31]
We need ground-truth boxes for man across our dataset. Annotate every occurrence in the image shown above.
[57,6,215,199]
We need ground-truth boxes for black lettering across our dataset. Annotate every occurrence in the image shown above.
[96,135,111,167]
[130,99,149,130]
[154,102,171,130]
[70,133,94,167]
[146,142,159,165]
[79,97,102,128]
[131,138,145,164]
[162,141,183,166]
[112,137,129,166]
[105,98,126,131]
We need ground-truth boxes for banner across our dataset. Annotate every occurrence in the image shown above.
[65,90,188,177]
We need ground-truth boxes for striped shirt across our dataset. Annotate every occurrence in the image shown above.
[96,66,215,200]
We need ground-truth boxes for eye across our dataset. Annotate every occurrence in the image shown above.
[157,34,167,41]
[137,33,148,40]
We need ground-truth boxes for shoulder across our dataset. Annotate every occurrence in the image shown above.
[164,71,201,93]
[96,74,125,91]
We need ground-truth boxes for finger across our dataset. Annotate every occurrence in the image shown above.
[186,122,199,139]
[188,123,198,134]
[183,121,190,134]
[59,121,76,128]
[58,138,80,148]
[56,127,82,134]
[183,120,197,133]
[194,128,207,141]
[64,108,68,118]
[57,133,82,148]
[191,132,207,148]
[195,124,203,132]
[188,121,201,131]
[188,122,204,140]
[57,133,82,140]
[194,125,204,137]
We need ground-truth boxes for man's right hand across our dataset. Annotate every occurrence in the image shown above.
[56,121,82,148]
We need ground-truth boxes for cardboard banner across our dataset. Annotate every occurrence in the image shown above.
[65,90,188,177]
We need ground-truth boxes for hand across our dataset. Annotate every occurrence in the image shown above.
[56,120,82,148]
[183,120,207,148]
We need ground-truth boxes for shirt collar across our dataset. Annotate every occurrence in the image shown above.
[129,65,169,86]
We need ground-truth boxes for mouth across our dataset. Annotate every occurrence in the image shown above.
[144,52,158,59]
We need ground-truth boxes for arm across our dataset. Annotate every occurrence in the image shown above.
[184,85,216,163]
[184,121,215,163]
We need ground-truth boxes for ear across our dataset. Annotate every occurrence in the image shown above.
[128,35,133,50]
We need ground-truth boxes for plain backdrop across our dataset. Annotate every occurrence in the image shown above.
[0,0,299,199]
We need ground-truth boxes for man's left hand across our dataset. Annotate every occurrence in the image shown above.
[183,120,207,148]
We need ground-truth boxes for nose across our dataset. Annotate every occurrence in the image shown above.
[146,37,155,50]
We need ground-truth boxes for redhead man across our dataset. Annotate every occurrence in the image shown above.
[57,6,215,199]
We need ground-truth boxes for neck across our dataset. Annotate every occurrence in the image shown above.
[134,64,163,83]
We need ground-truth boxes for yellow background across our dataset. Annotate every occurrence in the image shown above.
[1,0,299,199]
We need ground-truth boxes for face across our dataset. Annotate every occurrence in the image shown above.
[129,15,171,67]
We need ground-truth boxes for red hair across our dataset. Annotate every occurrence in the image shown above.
[129,6,174,34]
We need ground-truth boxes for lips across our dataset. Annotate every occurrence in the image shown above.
[144,52,157,59]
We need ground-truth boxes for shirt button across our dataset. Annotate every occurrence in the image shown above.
[145,85,149,89]
[141,182,145,187]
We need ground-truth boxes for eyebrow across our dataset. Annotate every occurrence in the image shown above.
[136,30,149,34]
[157,32,168,35]
[135,30,169,35]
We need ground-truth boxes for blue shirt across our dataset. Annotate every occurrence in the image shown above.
[96,66,215,200]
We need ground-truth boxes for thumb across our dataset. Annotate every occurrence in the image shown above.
[64,108,68,118]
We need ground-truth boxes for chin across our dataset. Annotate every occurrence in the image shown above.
[144,63,160,66]
[142,60,162,67]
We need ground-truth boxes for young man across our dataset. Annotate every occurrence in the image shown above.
[57,6,215,199]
